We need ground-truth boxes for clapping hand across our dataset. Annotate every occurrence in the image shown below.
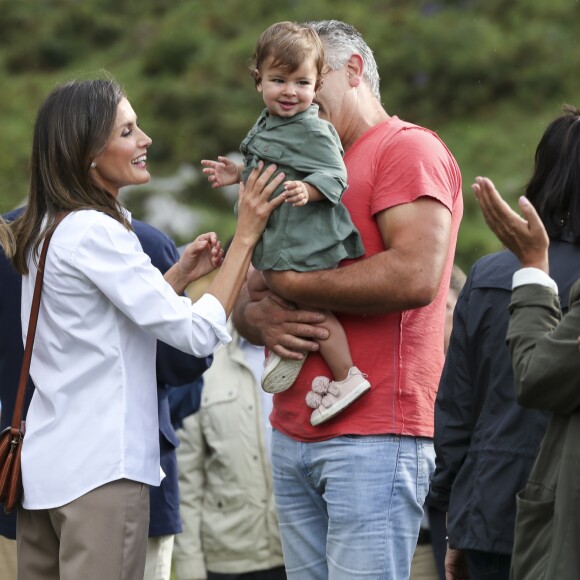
[472,176,549,272]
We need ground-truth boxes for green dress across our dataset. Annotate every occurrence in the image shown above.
[239,104,364,272]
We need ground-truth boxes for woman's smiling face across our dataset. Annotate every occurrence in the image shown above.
[90,97,152,197]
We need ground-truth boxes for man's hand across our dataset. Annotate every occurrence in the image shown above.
[234,285,329,359]
[201,156,241,188]
[445,546,470,580]
[473,176,549,272]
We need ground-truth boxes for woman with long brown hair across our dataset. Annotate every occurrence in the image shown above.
[0,75,285,580]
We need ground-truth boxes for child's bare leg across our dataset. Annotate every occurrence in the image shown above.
[312,310,353,382]
[258,269,362,399]
[251,268,352,381]
[305,309,371,427]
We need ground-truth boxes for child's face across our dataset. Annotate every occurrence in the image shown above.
[257,56,318,118]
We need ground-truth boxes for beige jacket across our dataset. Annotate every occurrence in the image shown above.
[172,326,284,579]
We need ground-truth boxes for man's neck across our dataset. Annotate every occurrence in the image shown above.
[343,103,390,151]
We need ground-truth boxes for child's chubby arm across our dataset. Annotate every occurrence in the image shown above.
[284,180,325,206]
[201,156,243,188]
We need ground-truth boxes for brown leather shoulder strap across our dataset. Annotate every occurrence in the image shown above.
[11,212,70,431]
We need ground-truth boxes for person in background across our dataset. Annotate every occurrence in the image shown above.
[202,21,370,427]
[233,19,462,579]
[173,305,285,580]
[167,246,217,435]
[444,265,467,354]
[0,75,284,580]
[0,208,27,580]
[411,264,467,580]
[474,173,580,579]
[0,208,212,580]
[134,219,213,580]
[430,105,580,580]
[168,378,205,432]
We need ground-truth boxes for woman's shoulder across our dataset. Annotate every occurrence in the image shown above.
[57,209,132,248]
[68,208,129,228]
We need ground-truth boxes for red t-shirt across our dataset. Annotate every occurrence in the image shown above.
[270,117,463,441]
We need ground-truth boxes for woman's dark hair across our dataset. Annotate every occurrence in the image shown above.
[0,75,131,274]
[525,104,580,243]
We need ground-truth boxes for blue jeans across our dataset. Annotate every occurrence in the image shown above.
[271,430,435,580]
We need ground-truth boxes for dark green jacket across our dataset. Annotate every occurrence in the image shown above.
[507,281,580,579]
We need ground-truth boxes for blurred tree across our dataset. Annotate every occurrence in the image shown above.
[1,0,579,269]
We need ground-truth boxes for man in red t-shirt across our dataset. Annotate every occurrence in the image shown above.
[234,19,463,580]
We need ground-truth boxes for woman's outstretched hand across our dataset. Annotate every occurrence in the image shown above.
[199,162,286,318]
[235,161,286,246]
[472,176,549,272]
[178,232,224,282]
[164,232,223,295]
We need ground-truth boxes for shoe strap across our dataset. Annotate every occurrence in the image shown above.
[327,383,340,396]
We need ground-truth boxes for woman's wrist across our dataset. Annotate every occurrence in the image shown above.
[164,262,192,295]
[519,253,549,274]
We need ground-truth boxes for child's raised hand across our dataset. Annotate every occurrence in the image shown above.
[201,156,241,188]
[284,180,310,206]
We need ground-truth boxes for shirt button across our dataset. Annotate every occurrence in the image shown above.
[263,145,270,152]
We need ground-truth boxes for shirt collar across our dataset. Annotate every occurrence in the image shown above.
[121,206,132,223]
[262,104,320,130]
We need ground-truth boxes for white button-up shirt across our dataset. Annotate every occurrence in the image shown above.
[20,210,230,509]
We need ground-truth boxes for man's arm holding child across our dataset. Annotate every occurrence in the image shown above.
[234,196,452,357]
[265,197,451,313]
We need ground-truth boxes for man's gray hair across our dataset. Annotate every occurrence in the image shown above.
[306,20,381,101]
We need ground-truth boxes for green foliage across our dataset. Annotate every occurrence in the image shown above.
[1,0,580,270]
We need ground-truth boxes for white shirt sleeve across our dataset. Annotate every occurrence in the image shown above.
[74,216,231,356]
[192,293,232,344]
[512,267,558,294]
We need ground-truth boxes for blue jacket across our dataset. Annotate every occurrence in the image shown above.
[0,209,26,539]
[132,219,211,537]
[429,239,580,554]
[0,209,210,538]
